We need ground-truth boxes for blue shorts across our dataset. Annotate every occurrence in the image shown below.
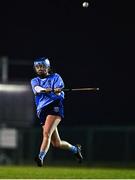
[38,100,64,125]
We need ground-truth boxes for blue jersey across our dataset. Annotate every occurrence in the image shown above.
[31,73,64,116]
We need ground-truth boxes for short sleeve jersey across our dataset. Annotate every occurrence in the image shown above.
[31,73,64,114]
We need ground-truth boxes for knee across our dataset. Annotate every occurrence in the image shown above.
[51,140,61,148]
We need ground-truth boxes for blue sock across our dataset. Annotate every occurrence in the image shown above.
[39,151,46,161]
[70,145,77,154]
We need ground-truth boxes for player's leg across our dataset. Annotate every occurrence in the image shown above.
[51,128,83,163]
[36,115,61,166]
[51,127,73,149]
[40,115,61,152]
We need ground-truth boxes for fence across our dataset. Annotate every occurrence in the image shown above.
[1,126,135,165]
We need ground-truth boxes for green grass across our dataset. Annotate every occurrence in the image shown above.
[1,165,135,179]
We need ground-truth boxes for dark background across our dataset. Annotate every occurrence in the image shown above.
[0,0,135,127]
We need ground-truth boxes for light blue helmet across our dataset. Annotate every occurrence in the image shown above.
[34,57,50,68]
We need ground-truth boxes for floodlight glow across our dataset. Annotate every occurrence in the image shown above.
[0,84,30,92]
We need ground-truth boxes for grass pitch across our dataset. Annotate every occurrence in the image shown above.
[1,165,135,179]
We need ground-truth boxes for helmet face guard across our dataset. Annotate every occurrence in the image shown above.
[34,57,51,76]
[34,57,50,69]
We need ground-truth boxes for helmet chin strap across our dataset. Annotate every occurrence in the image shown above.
[38,72,50,79]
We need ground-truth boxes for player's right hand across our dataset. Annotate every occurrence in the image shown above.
[40,88,52,93]
[45,88,52,93]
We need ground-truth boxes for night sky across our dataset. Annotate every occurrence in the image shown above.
[0,0,135,126]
